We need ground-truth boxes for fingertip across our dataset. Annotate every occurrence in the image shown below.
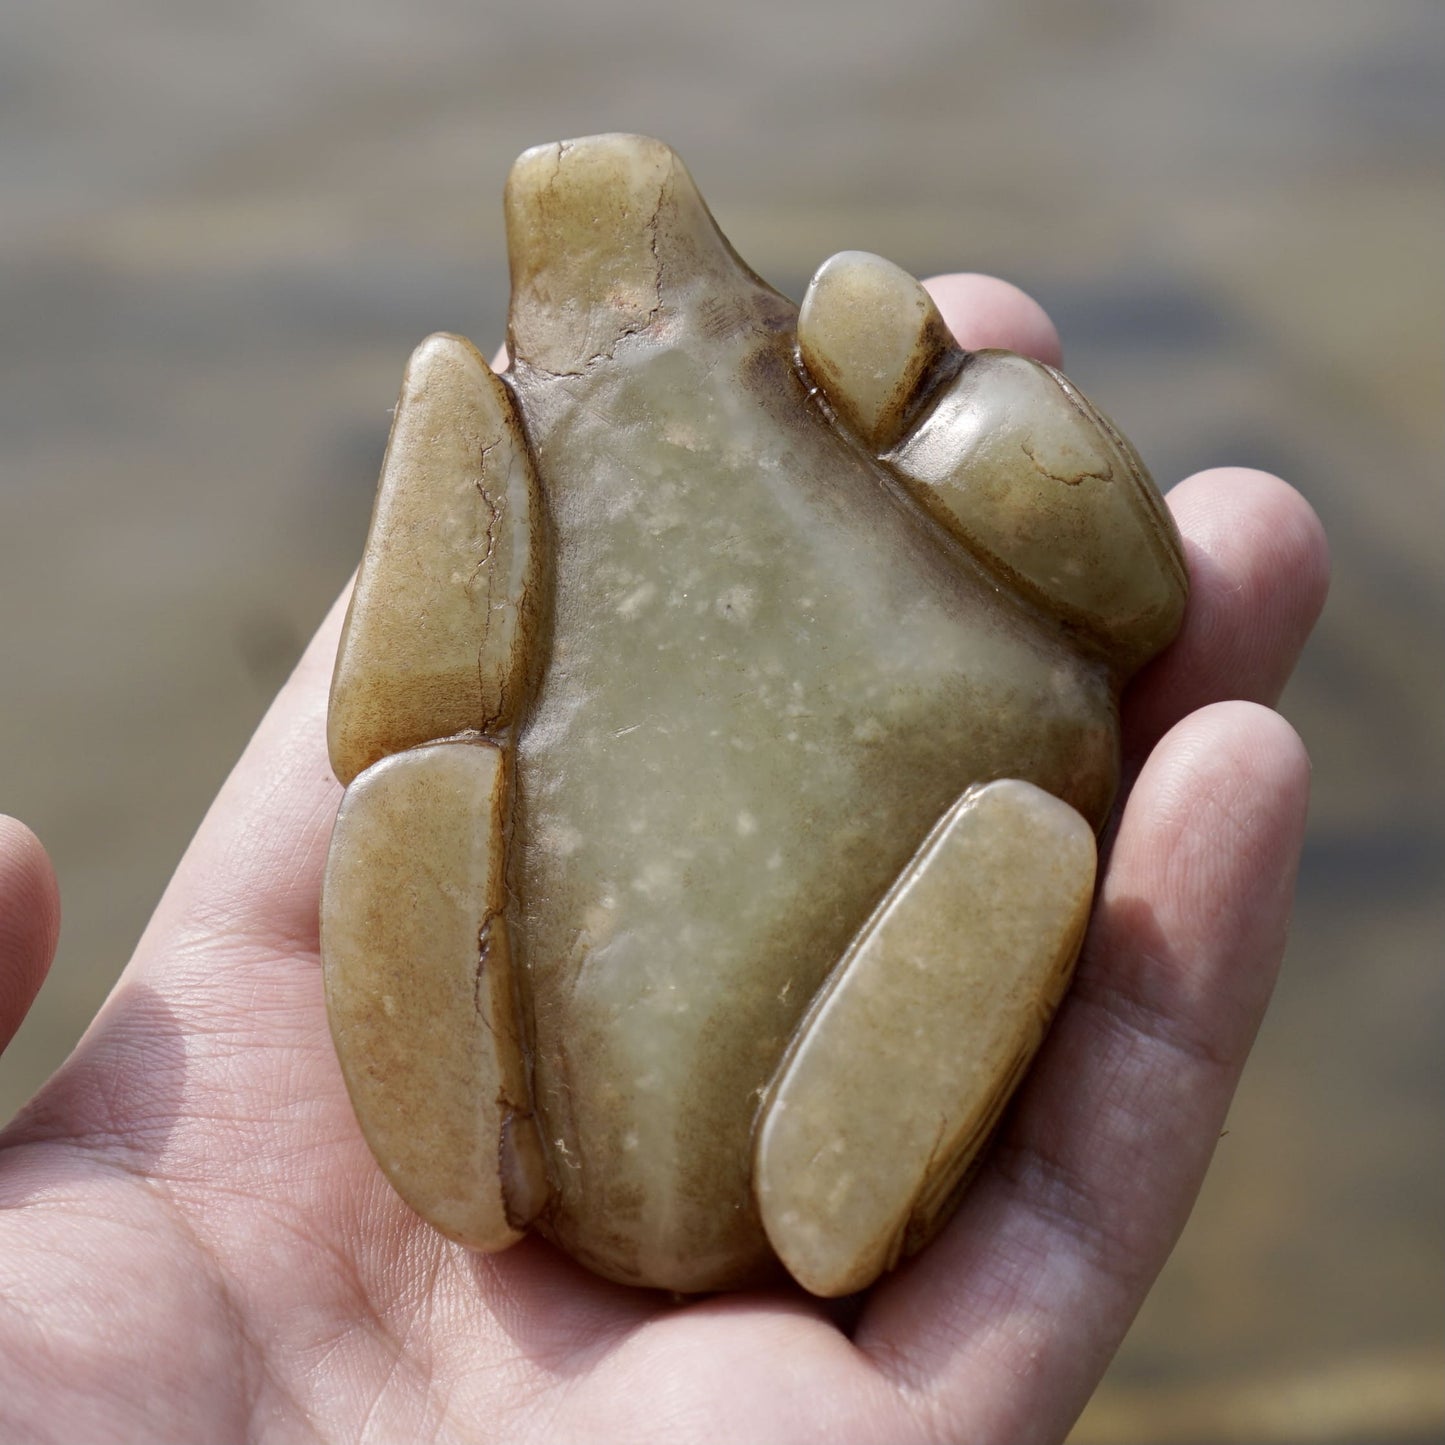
[921,272,1063,366]
[1229,696,1312,780]
[1125,469,1330,757]
[0,816,61,1054]
[1117,701,1313,994]
[1237,699,1313,801]
[1141,699,1313,844]
[1169,466,1331,630]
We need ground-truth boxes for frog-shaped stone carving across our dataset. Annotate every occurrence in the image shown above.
[319,134,1187,1297]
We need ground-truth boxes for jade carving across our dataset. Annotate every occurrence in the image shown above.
[319,134,1188,1297]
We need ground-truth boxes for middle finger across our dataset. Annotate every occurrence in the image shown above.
[1122,466,1329,770]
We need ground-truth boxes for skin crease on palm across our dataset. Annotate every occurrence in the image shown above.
[0,203,1326,1439]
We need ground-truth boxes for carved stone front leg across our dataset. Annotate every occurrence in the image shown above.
[327,333,545,787]
[798,250,1186,676]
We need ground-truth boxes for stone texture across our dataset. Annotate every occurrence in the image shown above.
[321,133,1187,1294]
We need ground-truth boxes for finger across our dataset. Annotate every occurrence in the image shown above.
[922,272,1063,366]
[857,702,1311,1443]
[8,591,352,1160]
[0,817,61,1055]
[132,585,351,975]
[1122,466,1329,767]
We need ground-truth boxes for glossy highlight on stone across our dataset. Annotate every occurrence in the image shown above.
[319,133,1188,1296]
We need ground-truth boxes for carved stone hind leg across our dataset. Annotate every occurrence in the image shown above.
[321,739,549,1249]
[752,779,1096,1297]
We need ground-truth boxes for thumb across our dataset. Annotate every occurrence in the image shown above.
[0,817,60,1056]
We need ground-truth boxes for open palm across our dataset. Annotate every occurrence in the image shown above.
[0,274,1327,1445]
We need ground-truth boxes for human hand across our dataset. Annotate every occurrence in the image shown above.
[0,274,1327,1444]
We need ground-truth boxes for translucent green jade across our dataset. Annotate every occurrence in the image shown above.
[319,134,1187,1297]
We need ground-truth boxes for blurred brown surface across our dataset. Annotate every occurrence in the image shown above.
[1,3,1441,1440]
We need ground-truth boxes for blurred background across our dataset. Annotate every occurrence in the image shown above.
[1,2,1440,1439]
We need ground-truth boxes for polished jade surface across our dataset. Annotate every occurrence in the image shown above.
[320,134,1186,1296]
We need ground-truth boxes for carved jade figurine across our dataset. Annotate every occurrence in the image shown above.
[319,133,1187,1296]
